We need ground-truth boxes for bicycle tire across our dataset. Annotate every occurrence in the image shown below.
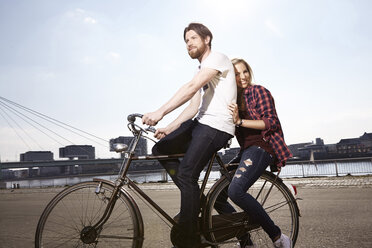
[35,180,144,248]
[203,170,300,247]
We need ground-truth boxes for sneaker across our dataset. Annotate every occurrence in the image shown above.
[173,212,180,223]
[273,234,292,248]
[234,243,257,248]
[234,244,256,248]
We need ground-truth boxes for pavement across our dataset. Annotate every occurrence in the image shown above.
[283,175,372,188]
[0,175,371,247]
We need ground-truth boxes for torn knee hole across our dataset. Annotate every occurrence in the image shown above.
[234,174,242,178]
[243,159,252,166]
[238,167,246,172]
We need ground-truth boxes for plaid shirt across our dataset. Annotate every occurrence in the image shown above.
[239,84,292,168]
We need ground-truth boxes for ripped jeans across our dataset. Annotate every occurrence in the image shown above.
[222,146,281,241]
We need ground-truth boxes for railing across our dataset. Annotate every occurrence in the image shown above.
[281,157,372,178]
[2,157,372,189]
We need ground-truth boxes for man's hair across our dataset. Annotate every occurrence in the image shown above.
[183,23,213,48]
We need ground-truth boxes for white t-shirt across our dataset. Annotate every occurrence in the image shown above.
[195,51,237,136]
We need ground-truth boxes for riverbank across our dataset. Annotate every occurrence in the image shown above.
[1,175,371,247]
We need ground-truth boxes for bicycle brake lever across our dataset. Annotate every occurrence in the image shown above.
[146,126,156,133]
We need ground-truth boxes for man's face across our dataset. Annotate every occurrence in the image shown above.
[185,30,208,59]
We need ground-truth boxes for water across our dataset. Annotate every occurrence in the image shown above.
[4,160,372,189]
[4,170,221,189]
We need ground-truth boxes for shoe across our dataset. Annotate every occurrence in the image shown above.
[171,224,201,248]
[236,233,254,248]
[173,212,180,223]
[273,234,292,248]
[234,243,256,248]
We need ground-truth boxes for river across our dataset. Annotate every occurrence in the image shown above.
[4,159,372,189]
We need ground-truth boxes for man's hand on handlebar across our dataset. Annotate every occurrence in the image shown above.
[142,111,180,140]
[142,110,163,127]
[154,124,179,140]
[154,128,167,140]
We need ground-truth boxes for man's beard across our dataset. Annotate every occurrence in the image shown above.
[188,46,206,59]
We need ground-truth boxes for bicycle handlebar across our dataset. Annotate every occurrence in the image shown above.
[127,113,143,123]
[127,113,156,133]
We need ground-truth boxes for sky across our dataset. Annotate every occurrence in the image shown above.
[0,0,371,162]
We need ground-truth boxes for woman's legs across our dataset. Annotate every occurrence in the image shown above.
[228,146,281,241]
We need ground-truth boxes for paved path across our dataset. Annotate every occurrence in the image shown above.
[0,175,371,247]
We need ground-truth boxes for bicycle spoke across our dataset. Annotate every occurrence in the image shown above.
[35,181,143,248]
[204,171,299,247]
[99,234,139,240]
[265,200,292,213]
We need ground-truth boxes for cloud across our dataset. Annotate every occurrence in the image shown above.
[84,17,97,24]
[265,19,283,37]
[200,0,252,18]
[37,71,56,81]
[81,56,97,65]
[66,8,97,25]
[106,52,121,62]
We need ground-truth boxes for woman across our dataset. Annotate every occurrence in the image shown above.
[227,58,293,248]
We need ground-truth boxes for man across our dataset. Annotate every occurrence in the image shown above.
[142,23,236,247]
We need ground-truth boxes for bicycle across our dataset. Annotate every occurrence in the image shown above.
[35,113,300,247]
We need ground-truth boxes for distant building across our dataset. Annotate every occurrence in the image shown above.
[20,151,53,161]
[109,136,147,156]
[59,145,95,160]
[19,151,55,178]
[297,138,328,160]
[360,132,372,151]
[336,132,372,156]
[337,138,362,155]
[288,142,312,158]
[288,132,372,161]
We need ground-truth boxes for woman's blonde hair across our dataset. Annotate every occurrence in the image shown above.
[231,58,254,87]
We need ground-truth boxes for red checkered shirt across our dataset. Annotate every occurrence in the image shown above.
[238,84,292,168]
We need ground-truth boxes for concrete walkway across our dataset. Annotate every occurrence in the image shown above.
[0,175,371,247]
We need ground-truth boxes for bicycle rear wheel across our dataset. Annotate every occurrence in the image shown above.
[204,170,299,247]
[35,180,143,248]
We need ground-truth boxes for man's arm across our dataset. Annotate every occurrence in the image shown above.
[154,91,201,139]
[142,67,219,126]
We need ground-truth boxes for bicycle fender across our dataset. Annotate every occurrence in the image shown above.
[92,178,145,235]
[262,172,301,217]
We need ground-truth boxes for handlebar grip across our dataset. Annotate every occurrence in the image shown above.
[127,113,143,123]
[127,113,157,134]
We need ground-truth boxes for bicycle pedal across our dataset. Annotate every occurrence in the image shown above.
[197,236,216,247]
[197,243,211,248]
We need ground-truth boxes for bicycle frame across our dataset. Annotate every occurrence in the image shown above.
[91,117,230,232]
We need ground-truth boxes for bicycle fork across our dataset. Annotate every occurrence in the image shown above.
[79,181,122,244]
[81,138,141,244]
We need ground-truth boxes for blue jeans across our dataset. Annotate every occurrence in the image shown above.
[216,146,281,242]
[152,119,232,245]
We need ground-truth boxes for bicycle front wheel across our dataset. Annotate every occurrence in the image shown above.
[35,181,143,248]
[204,170,299,247]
